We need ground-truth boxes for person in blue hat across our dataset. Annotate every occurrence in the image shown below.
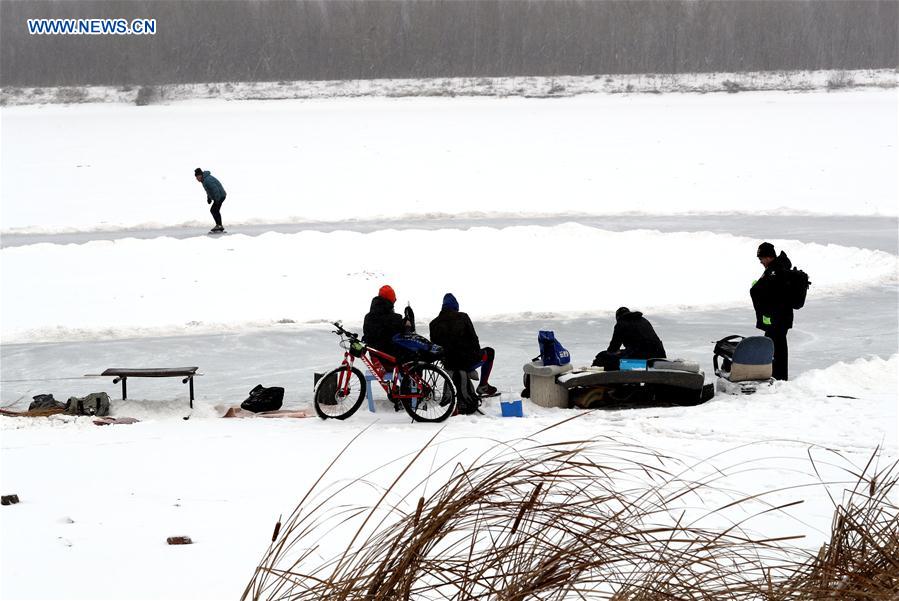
[428,293,497,397]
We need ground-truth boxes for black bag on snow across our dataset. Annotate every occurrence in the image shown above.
[240,385,284,413]
[786,267,811,310]
[29,394,65,412]
[449,370,481,415]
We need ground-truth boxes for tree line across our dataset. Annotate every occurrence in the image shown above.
[1,0,896,88]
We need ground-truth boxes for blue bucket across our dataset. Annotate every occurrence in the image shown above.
[500,399,523,417]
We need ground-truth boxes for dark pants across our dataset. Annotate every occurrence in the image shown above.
[469,347,495,385]
[765,328,789,381]
[210,197,225,228]
[593,350,623,371]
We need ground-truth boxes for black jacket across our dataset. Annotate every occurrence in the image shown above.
[363,296,404,355]
[750,251,794,332]
[429,309,481,370]
[607,310,666,359]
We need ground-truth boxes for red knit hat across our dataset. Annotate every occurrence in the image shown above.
[378,285,396,304]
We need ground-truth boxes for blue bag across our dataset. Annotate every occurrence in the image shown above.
[392,333,443,362]
[537,330,571,366]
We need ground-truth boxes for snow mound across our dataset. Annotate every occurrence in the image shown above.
[2,224,896,343]
[787,354,899,399]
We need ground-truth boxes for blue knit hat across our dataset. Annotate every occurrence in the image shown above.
[442,293,459,311]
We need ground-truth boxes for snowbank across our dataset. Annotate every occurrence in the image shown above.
[2,225,895,343]
[2,88,896,235]
[0,354,894,600]
[2,69,894,107]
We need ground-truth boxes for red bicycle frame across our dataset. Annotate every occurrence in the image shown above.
[337,344,423,402]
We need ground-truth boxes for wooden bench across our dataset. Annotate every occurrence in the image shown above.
[99,367,200,408]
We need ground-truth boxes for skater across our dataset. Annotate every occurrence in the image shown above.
[429,293,497,397]
[593,307,666,370]
[194,168,226,233]
[363,285,414,359]
[750,242,794,380]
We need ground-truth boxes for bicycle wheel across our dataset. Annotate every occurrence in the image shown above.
[314,365,366,420]
[399,362,456,423]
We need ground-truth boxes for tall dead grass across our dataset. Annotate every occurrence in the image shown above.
[242,422,898,600]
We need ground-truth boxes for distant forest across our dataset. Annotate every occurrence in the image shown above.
[1,0,896,88]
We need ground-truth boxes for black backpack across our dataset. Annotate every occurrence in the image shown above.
[449,371,481,415]
[241,385,284,413]
[29,394,65,412]
[786,267,811,309]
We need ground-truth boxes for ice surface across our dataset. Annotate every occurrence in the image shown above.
[2,89,897,235]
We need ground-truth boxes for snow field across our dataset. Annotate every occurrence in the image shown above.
[0,355,895,600]
[2,224,896,343]
[1,89,897,235]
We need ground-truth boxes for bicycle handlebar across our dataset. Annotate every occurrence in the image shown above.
[331,321,360,341]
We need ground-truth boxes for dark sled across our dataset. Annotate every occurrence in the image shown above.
[558,359,713,408]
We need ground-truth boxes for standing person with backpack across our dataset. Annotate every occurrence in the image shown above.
[194,168,227,233]
[750,242,797,380]
[429,293,498,399]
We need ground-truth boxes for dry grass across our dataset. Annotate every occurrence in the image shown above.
[242,420,898,600]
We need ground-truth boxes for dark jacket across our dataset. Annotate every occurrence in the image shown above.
[607,310,666,359]
[363,296,404,355]
[429,309,481,370]
[750,251,794,331]
[201,171,226,203]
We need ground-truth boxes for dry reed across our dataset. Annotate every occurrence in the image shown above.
[242,421,898,600]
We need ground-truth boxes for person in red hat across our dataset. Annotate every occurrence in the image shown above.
[363,285,413,357]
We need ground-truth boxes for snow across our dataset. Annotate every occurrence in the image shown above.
[2,225,896,343]
[1,84,897,599]
[2,68,894,106]
[0,355,895,600]
[2,88,897,236]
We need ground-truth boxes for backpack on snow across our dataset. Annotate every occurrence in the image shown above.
[538,330,571,366]
[785,267,811,310]
[29,394,65,412]
[240,385,285,413]
[449,370,481,415]
[65,392,111,416]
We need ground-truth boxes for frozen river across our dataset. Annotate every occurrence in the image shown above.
[1,284,895,408]
[3,214,897,253]
[1,214,895,408]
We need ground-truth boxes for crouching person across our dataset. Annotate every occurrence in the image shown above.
[593,307,666,370]
[429,293,498,411]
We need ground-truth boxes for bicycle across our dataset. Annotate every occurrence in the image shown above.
[314,322,457,422]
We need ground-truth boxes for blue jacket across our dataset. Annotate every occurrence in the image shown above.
[201,171,226,202]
